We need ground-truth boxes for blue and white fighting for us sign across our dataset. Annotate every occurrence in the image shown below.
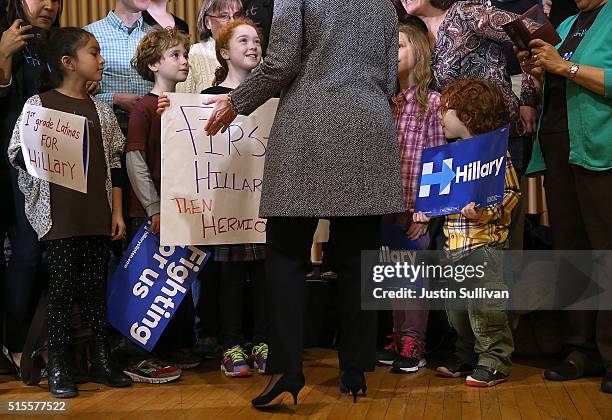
[106,223,211,352]
[414,125,509,217]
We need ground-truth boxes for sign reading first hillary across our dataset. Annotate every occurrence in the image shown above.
[415,126,509,217]
[161,93,278,246]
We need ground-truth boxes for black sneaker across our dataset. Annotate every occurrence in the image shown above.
[376,333,399,366]
[391,336,426,374]
[436,359,474,378]
[466,365,509,387]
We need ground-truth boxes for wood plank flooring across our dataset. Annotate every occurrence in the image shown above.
[0,348,610,419]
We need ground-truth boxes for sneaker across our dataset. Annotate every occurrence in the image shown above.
[391,336,426,374]
[159,349,202,370]
[436,359,475,378]
[252,343,268,373]
[221,345,251,377]
[193,337,220,359]
[466,365,509,387]
[123,359,182,384]
[376,333,399,366]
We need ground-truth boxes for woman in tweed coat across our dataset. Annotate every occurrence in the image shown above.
[205,0,405,406]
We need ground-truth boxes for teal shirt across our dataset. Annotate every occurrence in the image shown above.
[527,3,612,174]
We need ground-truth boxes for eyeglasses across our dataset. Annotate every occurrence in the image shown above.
[205,12,245,22]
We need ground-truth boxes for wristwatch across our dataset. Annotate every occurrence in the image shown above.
[568,63,580,80]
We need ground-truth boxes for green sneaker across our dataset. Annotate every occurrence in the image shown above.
[252,343,268,373]
[221,345,251,377]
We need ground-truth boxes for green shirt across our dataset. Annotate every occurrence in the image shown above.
[527,3,612,174]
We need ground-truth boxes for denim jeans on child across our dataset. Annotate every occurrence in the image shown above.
[445,245,514,375]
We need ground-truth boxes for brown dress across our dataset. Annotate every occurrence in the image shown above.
[41,90,111,241]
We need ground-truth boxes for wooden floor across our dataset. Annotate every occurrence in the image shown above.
[0,348,610,419]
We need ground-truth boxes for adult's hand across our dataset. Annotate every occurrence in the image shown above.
[519,105,537,135]
[528,39,570,77]
[114,93,142,113]
[0,20,34,60]
[203,94,238,136]
[516,48,544,81]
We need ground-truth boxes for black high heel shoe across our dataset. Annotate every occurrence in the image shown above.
[340,369,367,403]
[251,373,305,408]
[2,346,21,378]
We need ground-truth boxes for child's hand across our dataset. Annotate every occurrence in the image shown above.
[150,213,160,235]
[460,202,485,220]
[111,212,126,241]
[413,211,431,224]
[157,95,171,115]
[407,221,428,240]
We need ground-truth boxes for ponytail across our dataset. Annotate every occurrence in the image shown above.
[212,65,228,87]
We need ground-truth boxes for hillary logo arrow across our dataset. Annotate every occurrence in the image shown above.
[418,158,456,198]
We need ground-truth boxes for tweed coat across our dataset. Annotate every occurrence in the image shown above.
[231,0,405,217]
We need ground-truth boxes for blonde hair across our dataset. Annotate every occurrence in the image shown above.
[132,27,191,82]
[212,18,263,86]
[398,24,433,120]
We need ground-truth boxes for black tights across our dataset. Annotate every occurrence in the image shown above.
[46,236,109,354]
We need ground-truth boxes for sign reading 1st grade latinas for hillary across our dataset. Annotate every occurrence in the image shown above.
[415,125,510,217]
[161,93,278,246]
[107,222,210,352]
[19,104,89,193]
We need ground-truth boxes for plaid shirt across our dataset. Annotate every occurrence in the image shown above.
[84,12,153,132]
[391,87,446,212]
[444,151,520,260]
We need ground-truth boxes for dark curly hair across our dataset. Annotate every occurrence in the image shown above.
[440,79,510,136]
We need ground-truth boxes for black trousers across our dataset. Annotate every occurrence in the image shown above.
[540,132,612,373]
[265,216,380,375]
[4,168,46,352]
[219,260,267,347]
[46,236,109,354]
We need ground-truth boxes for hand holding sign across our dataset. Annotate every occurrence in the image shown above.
[460,202,485,220]
[161,93,278,246]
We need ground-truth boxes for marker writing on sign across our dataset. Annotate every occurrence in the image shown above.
[27,148,76,179]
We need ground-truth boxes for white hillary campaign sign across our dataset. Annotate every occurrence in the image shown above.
[19,104,89,193]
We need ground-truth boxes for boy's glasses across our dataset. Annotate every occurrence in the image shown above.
[206,12,245,22]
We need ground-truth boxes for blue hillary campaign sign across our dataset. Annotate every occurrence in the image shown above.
[107,223,210,352]
[414,125,509,216]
